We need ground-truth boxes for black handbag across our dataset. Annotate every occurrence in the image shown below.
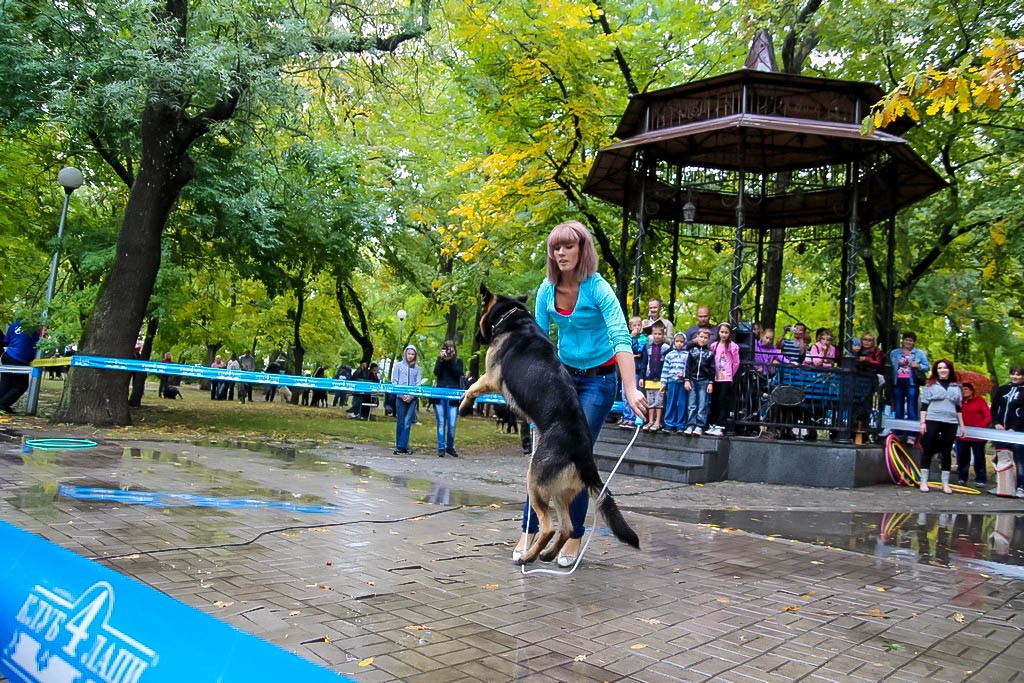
[912,366,927,385]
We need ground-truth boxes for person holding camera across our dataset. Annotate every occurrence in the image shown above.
[432,339,464,457]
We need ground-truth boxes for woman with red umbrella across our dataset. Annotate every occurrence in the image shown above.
[956,382,991,487]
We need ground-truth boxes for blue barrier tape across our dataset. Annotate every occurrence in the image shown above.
[57,484,340,514]
[880,416,1024,445]
[0,521,349,682]
[69,354,508,404]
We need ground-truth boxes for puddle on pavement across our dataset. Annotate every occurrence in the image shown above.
[641,507,1024,577]
[194,438,512,508]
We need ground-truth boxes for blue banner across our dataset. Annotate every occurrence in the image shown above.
[0,521,349,682]
[69,354,507,404]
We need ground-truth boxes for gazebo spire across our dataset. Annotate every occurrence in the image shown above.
[744,30,778,72]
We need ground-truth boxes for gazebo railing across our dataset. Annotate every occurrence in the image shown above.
[729,360,884,443]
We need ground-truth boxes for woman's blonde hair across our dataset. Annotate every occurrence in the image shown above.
[546,220,598,284]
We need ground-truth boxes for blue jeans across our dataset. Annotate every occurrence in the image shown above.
[894,377,919,421]
[394,398,417,450]
[522,372,617,537]
[955,440,987,484]
[434,399,458,451]
[663,382,688,429]
[687,380,711,429]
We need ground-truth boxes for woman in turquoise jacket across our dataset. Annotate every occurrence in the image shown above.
[512,221,647,567]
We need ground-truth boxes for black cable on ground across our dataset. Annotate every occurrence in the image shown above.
[92,506,465,562]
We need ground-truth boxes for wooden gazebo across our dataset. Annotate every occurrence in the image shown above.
[583,32,946,350]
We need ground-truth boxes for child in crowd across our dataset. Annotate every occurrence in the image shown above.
[707,322,740,436]
[805,327,839,367]
[684,328,714,435]
[640,320,670,431]
[618,316,648,428]
[659,332,689,433]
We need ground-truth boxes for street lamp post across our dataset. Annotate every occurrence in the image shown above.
[26,166,84,415]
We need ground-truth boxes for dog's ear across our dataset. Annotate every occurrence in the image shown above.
[516,294,528,304]
[479,283,493,305]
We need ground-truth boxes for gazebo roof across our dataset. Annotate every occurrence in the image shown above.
[583,58,947,227]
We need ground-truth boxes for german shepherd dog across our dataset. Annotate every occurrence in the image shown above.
[459,284,639,564]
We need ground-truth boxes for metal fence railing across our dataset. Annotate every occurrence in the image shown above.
[730,360,884,443]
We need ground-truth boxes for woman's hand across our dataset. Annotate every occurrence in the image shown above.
[625,385,647,420]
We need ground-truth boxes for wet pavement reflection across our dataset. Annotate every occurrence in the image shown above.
[638,507,1024,577]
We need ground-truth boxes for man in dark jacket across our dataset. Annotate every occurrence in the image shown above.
[991,365,1024,497]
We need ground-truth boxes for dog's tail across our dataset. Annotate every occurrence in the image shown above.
[594,490,640,549]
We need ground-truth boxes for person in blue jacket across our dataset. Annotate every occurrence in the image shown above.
[511,220,647,568]
[0,320,43,414]
[889,331,930,439]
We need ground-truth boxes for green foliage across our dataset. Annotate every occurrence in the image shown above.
[0,0,1022,396]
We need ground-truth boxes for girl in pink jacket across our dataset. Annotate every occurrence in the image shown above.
[707,323,740,436]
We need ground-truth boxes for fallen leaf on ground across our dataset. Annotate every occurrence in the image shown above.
[573,654,587,662]
[635,618,663,625]
[953,612,965,624]
[629,643,648,650]
[483,584,499,590]
[289,610,301,616]
[212,601,233,608]
[782,606,800,612]
[716,597,731,604]
[358,657,374,667]
[405,625,430,631]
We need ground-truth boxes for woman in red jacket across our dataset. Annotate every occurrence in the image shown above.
[955,382,992,486]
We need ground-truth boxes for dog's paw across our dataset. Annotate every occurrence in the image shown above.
[458,401,475,417]
[538,550,558,563]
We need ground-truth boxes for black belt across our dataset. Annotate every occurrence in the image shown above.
[563,363,616,377]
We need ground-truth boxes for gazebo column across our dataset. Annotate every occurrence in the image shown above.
[837,159,862,445]
[730,168,746,324]
[632,153,654,317]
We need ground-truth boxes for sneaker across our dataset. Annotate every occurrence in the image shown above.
[707,426,724,436]
[445,448,460,458]
[393,448,410,455]
[437,449,446,458]
[693,428,703,436]
[1016,487,1024,499]
[957,479,966,486]
[683,426,694,435]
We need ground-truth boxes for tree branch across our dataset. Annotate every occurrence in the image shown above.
[87,130,134,187]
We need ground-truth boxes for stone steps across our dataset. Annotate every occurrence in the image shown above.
[594,428,726,484]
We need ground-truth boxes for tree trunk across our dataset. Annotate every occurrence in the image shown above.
[335,281,374,364]
[289,283,305,404]
[127,316,158,407]
[760,227,786,331]
[53,103,196,425]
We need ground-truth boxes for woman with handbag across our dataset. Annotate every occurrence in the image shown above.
[889,331,930,441]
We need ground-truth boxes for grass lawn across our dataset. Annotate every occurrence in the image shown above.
[30,378,526,454]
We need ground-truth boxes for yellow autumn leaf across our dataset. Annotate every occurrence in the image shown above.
[716,597,731,604]
[782,606,800,612]
[358,658,374,667]
[483,584,499,590]
[630,643,648,650]
[953,613,965,624]
[405,625,430,631]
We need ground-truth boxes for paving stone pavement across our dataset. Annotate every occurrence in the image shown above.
[1,429,1022,682]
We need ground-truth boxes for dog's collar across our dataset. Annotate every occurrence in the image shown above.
[491,308,528,336]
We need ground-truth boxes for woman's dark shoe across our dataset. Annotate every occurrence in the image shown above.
[437,449,445,457]
[445,448,459,458]
[393,448,410,455]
